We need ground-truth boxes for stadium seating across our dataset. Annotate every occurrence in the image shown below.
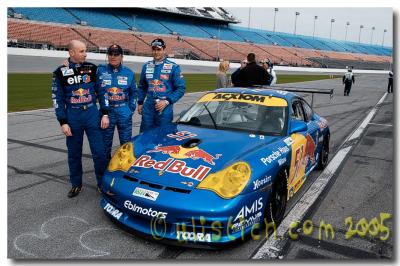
[7,7,392,69]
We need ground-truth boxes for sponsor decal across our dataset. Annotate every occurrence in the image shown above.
[147,63,155,68]
[180,73,184,79]
[61,67,74,76]
[82,74,91,83]
[160,74,169,80]
[284,137,294,146]
[132,155,211,182]
[278,157,287,166]
[176,231,211,242]
[104,203,123,220]
[249,134,256,138]
[124,200,167,219]
[117,76,128,81]
[167,131,197,141]
[253,176,271,190]
[149,79,166,92]
[275,90,288,95]
[52,99,58,108]
[118,80,128,85]
[107,87,126,101]
[148,144,221,166]
[100,73,112,79]
[146,74,153,79]
[260,146,289,166]
[234,197,263,222]
[181,181,194,187]
[70,88,92,104]
[163,63,173,70]
[259,135,265,140]
[51,93,56,99]
[132,187,159,201]
[305,134,317,164]
[67,75,82,85]
[101,80,112,87]
[199,93,287,107]
[51,86,57,92]
[231,212,263,233]
[161,69,171,74]
[146,67,154,74]
[213,93,266,103]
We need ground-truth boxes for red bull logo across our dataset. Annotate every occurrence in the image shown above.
[150,79,166,92]
[108,87,123,94]
[305,134,316,164]
[148,144,221,166]
[72,88,90,97]
[132,155,211,181]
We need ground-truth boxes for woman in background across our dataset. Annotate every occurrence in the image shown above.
[216,60,230,88]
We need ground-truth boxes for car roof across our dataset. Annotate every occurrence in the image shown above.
[213,87,298,101]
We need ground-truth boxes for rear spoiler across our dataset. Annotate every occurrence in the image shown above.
[257,85,334,108]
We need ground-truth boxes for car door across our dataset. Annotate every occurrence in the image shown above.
[287,99,308,198]
[300,99,319,173]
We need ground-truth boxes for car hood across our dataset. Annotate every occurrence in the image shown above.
[128,123,281,190]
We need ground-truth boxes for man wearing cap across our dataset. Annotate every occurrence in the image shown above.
[96,44,137,160]
[137,38,186,132]
[51,40,109,198]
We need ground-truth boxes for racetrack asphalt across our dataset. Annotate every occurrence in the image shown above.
[7,74,393,259]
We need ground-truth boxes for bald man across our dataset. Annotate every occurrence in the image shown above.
[51,40,109,198]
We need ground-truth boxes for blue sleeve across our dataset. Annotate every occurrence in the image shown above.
[129,71,138,112]
[51,71,67,125]
[137,65,148,105]
[95,66,110,115]
[166,65,186,104]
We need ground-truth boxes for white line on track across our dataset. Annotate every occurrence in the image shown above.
[368,122,393,127]
[252,92,388,259]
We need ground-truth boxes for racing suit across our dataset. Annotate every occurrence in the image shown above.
[96,63,137,160]
[52,59,108,188]
[343,72,355,96]
[138,58,186,132]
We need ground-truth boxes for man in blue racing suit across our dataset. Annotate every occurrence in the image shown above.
[96,44,137,160]
[51,40,109,198]
[137,38,186,132]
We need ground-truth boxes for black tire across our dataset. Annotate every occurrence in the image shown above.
[317,134,330,170]
[265,169,288,226]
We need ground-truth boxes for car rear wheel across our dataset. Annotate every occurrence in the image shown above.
[265,169,288,227]
[317,134,330,170]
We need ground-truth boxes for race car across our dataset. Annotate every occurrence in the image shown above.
[100,87,330,247]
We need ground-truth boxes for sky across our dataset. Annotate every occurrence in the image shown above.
[226,7,393,47]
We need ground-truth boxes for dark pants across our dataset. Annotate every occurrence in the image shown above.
[388,81,393,93]
[344,82,352,95]
[66,106,107,187]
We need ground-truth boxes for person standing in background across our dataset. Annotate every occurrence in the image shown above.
[387,71,393,93]
[216,60,230,88]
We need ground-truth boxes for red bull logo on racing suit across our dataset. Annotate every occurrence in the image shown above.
[70,88,92,104]
[107,87,126,101]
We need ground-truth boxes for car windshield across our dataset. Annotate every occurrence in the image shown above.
[177,92,288,136]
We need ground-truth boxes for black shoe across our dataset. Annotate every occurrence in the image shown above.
[68,186,82,198]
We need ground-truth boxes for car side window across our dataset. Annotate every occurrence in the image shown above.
[291,101,305,121]
[301,100,313,122]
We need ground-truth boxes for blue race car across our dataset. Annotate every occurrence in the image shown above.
[100,87,330,247]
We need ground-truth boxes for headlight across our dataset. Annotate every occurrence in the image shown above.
[197,162,251,199]
[107,142,136,172]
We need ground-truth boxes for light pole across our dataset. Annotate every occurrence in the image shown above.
[273,8,278,32]
[248,8,251,29]
[382,29,387,47]
[358,25,364,43]
[313,16,318,39]
[345,22,350,41]
[370,26,375,44]
[294,11,300,35]
[329,18,335,40]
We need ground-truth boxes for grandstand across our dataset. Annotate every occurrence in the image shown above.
[7,7,392,70]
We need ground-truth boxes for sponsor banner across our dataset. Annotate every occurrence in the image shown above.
[198,93,288,107]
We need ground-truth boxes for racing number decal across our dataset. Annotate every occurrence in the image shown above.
[288,133,307,199]
[167,131,197,141]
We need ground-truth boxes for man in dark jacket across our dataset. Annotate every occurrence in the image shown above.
[387,71,393,93]
[235,53,271,87]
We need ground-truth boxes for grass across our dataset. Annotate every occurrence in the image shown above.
[8,73,338,112]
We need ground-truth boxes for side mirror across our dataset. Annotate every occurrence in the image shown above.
[289,120,307,134]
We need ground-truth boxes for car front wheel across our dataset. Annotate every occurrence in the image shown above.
[265,169,288,227]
